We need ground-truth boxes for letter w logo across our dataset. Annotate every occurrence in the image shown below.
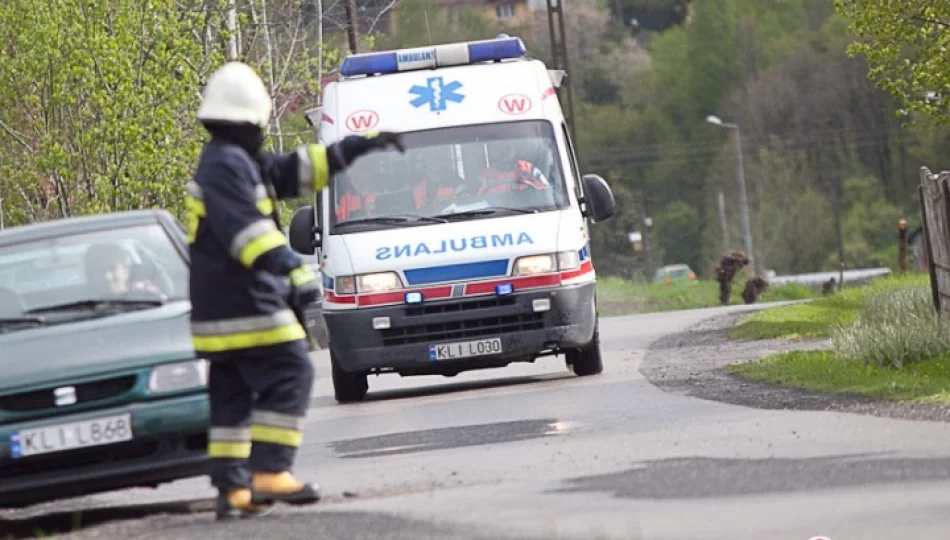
[498,94,532,115]
[345,110,379,132]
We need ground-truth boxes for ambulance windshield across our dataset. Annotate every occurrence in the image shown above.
[329,120,569,232]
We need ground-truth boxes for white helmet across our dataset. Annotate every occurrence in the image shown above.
[197,62,272,128]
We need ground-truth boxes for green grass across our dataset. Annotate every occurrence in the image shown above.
[729,274,930,340]
[730,274,950,404]
[730,350,950,404]
[595,275,816,317]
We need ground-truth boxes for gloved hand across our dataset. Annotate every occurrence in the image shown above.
[289,265,321,309]
[365,131,405,153]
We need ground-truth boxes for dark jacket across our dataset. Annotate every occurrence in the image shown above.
[186,139,327,356]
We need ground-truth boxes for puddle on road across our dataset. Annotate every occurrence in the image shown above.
[329,418,575,459]
[555,454,950,499]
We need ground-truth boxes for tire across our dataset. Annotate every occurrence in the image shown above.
[330,348,368,403]
[566,323,603,377]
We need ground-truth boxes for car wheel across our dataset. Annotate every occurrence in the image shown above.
[565,321,603,377]
[330,348,368,403]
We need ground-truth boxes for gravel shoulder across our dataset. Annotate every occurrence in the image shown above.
[640,311,950,423]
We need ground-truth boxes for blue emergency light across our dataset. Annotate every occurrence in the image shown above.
[495,284,514,296]
[405,291,424,304]
[340,36,527,78]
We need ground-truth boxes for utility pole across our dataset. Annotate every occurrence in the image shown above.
[717,189,729,252]
[344,0,359,54]
[546,0,577,146]
[636,190,654,278]
[707,115,755,274]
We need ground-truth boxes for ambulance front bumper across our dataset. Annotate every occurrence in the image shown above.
[324,282,596,376]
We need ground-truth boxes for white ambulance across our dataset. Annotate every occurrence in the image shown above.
[288,35,616,403]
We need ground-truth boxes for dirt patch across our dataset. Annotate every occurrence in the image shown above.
[640,312,950,423]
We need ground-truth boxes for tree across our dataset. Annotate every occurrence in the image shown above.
[0,0,207,226]
[835,0,950,125]
[378,0,496,50]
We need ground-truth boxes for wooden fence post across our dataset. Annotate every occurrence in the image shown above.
[918,166,950,316]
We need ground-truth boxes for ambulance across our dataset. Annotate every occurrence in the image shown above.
[288,35,616,403]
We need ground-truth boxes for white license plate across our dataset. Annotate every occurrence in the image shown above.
[10,413,133,459]
[429,338,503,361]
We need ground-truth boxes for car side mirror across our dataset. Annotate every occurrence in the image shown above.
[581,174,616,223]
[289,205,320,254]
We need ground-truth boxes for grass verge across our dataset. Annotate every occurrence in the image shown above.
[596,276,815,317]
[729,274,950,404]
[730,350,950,404]
[729,274,929,340]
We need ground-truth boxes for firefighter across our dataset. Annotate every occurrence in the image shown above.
[185,62,403,521]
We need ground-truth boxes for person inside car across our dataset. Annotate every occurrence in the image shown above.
[85,243,162,298]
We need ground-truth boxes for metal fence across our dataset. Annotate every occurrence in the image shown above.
[918,167,950,314]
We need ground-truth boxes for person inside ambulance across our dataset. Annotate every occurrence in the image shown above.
[334,160,378,222]
[478,140,552,197]
[411,148,464,209]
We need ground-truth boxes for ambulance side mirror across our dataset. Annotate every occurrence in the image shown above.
[289,205,320,254]
[581,174,616,224]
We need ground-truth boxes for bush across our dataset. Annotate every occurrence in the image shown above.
[832,284,950,368]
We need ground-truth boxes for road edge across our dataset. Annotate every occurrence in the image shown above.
[639,311,950,423]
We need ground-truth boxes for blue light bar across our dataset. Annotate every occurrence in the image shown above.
[340,52,398,77]
[405,291,423,304]
[468,38,526,63]
[496,284,514,296]
[339,36,527,78]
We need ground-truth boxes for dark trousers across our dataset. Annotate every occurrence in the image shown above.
[207,339,314,491]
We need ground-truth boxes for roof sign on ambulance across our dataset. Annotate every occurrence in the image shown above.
[339,36,527,78]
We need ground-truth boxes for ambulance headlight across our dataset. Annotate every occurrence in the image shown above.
[513,251,580,276]
[358,272,403,293]
[148,359,208,393]
[557,251,580,271]
[514,254,556,276]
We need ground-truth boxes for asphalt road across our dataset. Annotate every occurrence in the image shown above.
[6,302,950,539]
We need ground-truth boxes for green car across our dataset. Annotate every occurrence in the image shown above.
[653,264,697,285]
[0,210,209,508]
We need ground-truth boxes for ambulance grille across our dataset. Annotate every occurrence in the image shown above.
[404,296,516,317]
[0,375,138,412]
[381,313,544,346]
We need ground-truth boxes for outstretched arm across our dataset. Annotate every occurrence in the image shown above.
[259,132,405,200]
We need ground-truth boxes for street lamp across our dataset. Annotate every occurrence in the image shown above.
[707,114,756,275]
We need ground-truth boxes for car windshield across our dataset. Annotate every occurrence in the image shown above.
[0,223,187,325]
[329,120,569,233]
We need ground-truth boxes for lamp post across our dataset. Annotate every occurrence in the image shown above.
[707,114,756,275]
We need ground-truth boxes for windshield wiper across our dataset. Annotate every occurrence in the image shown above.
[336,214,448,227]
[24,298,165,315]
[435,207,537,221]
[0,316,45,327]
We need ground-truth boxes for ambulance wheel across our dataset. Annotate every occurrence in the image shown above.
[566,324,603,377]
[330,349,368,403]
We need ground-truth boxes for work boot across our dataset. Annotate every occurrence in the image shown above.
[251,471,321,505]
[216,488,275,521]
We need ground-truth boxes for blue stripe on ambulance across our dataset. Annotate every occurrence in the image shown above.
[403,259,509,286]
